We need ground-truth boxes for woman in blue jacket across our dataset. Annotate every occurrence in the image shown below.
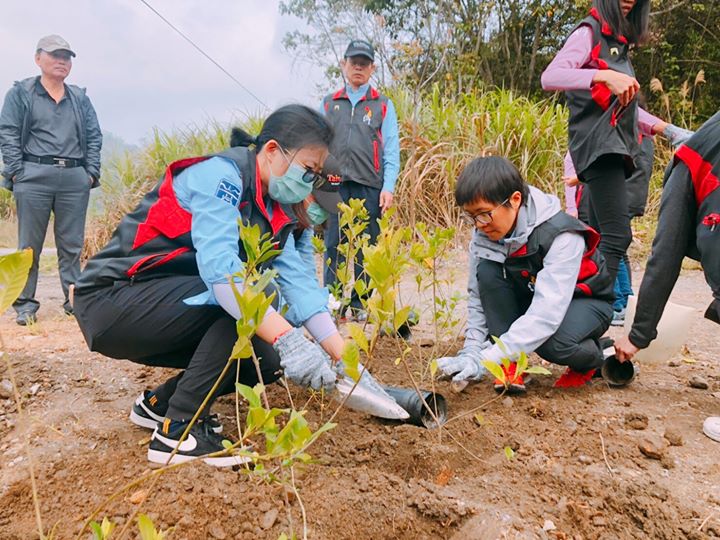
[73,105,354,467]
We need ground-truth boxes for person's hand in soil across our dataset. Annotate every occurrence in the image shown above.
[436,345,488,383]
[273,328,337,391]
[614,335,639,362]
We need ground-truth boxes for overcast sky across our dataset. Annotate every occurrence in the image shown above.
[0,0,328,145]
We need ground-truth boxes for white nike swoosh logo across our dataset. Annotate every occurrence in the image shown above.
[153,431,198,452]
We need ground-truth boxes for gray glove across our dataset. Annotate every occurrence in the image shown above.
[272,328,337,392]
[663,124,694,147]
[436,345,488,383]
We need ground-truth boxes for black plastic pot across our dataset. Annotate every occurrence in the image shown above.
[382,386,447,428]
[601,354,636,387]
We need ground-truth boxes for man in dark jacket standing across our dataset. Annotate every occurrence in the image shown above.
[0,35,102,325]
[321,39,400,319]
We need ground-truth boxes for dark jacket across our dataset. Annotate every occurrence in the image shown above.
[322,86,389,189]
[0,76,102,190]
[629,111,720,348]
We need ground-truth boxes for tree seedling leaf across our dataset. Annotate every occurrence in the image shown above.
[0,249,33,312]
[482,361,506,384]
[524,366,553,375]
[236,383,261,408]
[504,446,515,461]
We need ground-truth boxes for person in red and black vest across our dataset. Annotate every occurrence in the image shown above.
[72,105,386,467]
[615,111,720,443]
[436,157,615,392]
[320,39,401,320]
[541,0,692,285]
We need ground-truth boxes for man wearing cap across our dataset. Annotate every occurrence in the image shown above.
[0,35,102,325]
[321,39,401,320]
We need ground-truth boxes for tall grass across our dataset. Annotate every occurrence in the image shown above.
[388,85,568,229]
[86,87,672,261]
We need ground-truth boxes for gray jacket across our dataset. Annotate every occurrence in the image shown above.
[463,186,586,363]
[0,76,102,190]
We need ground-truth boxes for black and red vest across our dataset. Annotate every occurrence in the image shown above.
[322,86,389,189]
[566,9,640,178]
[75,147,296,292]
[670,110,720,268]
[504,212,614,301]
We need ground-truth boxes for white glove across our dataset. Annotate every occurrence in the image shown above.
[663,124,694,147]
[436,346,487,383]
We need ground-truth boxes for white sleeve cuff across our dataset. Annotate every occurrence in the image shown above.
[303,311,338,342]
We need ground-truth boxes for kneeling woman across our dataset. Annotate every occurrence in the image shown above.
[438,156,614,392]
[73,105,347,466]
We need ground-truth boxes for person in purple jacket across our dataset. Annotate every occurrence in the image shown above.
[541,0,692,283]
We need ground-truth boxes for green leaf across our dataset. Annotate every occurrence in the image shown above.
[341,341,361,382]
[230,336,253,360]
[430,359,439,378]
[0,249,33,312]
[482,361,506,384]
[491,335,508,355]
[137,514,159,540]
[393,306,411,331]
[346,323,369,354]
[236,383,261,408]
[516,351,528,375]
[523,366,552,375]
[90,522,103,540]
[504,446,515,461]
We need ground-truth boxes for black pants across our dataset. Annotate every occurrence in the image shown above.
[74,276,282,420]
[580,154,632,282]
[477,259,613,372]
[323,180,381,312]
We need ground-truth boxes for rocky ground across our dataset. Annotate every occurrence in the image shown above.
[1,258,719,539]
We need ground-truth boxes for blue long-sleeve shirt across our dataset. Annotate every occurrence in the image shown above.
[320,83,401,193]
[175,156,330,330]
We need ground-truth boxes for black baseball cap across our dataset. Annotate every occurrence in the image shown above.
[313,154,343,214]
[344,39,374,62]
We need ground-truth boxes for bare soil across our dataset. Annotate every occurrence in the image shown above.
[1,264,719,539]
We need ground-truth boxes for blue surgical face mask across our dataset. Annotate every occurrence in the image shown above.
[307,201,330,225]
[267,148,314,204]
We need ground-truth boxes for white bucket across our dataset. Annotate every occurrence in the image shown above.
[624,294,695,365]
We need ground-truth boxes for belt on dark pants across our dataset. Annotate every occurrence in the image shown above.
[23,154,85,168]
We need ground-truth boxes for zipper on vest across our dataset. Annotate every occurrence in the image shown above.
[503,266,507,279]
[347,105,355,147]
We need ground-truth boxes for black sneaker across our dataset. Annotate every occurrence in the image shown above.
[148,420,250,467]
[130,391,222,433]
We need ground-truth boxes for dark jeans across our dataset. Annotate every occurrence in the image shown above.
[12,162,91,314]
[613,255,633,311]
[477,259,613,372]
[323,180,381,312]
[74,276,282,420]
[580,154,632,282]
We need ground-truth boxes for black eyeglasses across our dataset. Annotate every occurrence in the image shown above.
[278,146,326,188]
[302,169,327,188]
[461,198,509,226]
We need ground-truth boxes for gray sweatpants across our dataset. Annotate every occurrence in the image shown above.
[12,161,91,315]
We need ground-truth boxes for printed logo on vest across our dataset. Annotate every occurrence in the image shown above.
[610,47,619,56]
[215,179,241,206]
[363,107,373,126]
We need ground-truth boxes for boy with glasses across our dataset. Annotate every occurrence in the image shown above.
[438,156,615,392]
